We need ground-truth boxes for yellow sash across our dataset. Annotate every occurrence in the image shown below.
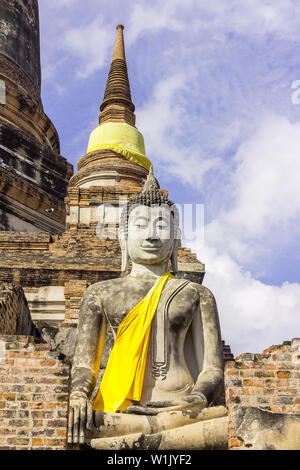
[92,272,174,413]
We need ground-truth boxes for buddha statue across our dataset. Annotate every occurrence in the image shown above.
[68,169,228,450]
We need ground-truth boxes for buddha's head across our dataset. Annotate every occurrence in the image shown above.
[119,167,180,272]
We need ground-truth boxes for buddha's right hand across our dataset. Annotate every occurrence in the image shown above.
[68,391,93,444]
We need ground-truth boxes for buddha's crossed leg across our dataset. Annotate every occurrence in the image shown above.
[86,406,228,450]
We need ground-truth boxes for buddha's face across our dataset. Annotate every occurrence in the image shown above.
[127,205,175,265]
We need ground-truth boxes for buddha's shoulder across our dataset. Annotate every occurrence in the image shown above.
[83,276,129,299]
[179,280,216,301]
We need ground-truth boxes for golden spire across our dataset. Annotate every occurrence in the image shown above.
[99,24,135,126]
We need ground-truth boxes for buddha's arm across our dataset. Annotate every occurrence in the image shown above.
[68,285,107,444]
[191,286,224,405]
[71,285,106,397]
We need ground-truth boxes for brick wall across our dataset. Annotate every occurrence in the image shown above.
[64,280,89,323]
[0,335,70,450]
[225,338,300,449]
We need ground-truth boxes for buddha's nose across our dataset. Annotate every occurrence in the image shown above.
[145,224,159,240]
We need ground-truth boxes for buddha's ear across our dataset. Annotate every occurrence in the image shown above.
[170,227,181,273]
[118,228,129,273]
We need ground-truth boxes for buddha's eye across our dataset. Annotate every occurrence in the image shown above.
[134,218,148,230]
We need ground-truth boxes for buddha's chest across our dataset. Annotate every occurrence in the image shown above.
[150,282,197,372]
[105,280,197,330]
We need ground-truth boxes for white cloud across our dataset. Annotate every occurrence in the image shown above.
[205,114,300,265]
[64,17,113,78]
[183,112,300,356]
[137,74,221,186]
[124,0,300,47]
[126,0,186,44]
[198,245,300,356]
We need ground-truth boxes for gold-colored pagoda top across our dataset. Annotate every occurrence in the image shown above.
[84,25,151,171]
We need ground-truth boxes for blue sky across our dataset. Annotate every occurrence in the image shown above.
[39,0,300,356]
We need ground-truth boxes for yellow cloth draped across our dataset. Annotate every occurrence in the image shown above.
[84,122,152,171]
[92,272,174,413]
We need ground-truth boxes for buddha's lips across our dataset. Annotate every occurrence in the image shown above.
[141,246,161,252]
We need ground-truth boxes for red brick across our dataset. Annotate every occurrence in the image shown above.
[32,438,44,447]
[243,379,264,387]
[225,370,239,377]
[277,371,291,379]
[40,360,58,367]
[3,393,16,401]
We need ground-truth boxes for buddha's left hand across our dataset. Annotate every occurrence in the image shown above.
[125,392,208,415]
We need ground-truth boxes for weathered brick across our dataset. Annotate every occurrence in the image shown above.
[16,394,31,402]
[0,427,14,435]
[8,419,29,427]
[32,438,44,447]
[39,360,58,367]
[277,396,294,405]
[276,389,297,396]
[277,371,291,379]
[7,438,30,446]
[243,379,264,387]
[3,393,16,401]
[46,419,66,428]
[254,370,274,378]
[225,369,239,377]
[44,438,66,447]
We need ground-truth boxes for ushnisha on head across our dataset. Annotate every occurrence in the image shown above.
[119,167,181,273]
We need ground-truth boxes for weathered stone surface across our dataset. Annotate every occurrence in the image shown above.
[90,412,229,450]
[0,283,38,337]
[0,0,41,93]
[230,405,300,450]
[0,0,73,233]
[34,322,77,361]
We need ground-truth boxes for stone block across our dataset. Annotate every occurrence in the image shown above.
[229,405,300,450]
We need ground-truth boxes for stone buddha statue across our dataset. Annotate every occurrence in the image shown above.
[68,169,228,450]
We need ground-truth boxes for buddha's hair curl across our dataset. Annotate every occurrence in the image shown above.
[119,167,180,239]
